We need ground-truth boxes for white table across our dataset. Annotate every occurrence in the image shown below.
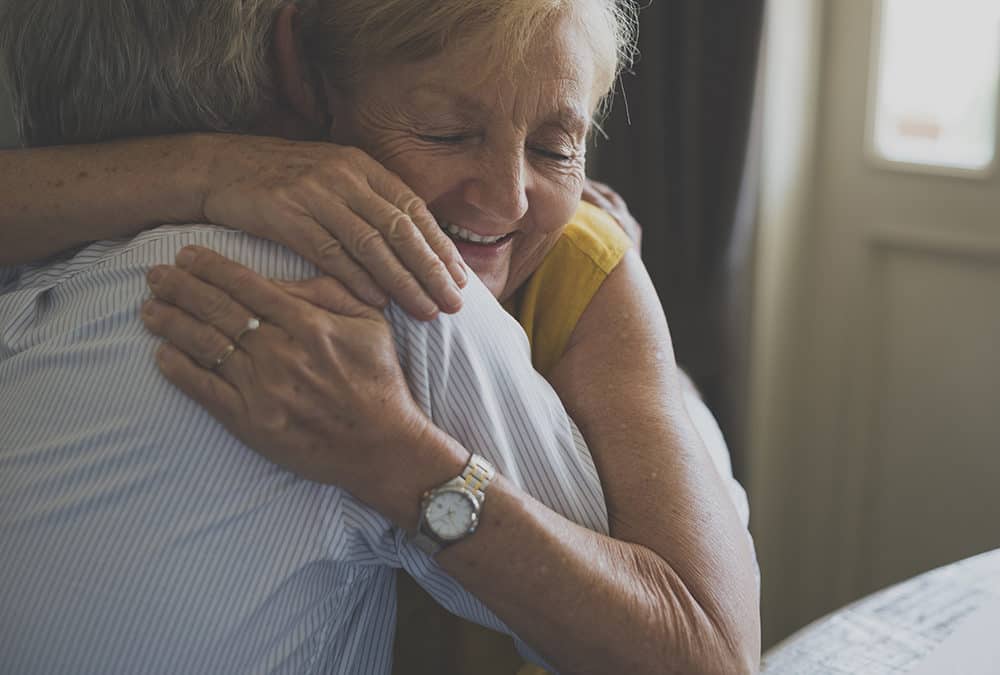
[761,549,1000,674]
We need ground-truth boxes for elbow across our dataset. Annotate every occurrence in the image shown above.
[656,622,760,675]
[676,599,760,675]
[646,619,759,675]
[716,638,761,675]
[634,558,760,675]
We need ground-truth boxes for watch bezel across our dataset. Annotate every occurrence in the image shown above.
[421,486,481,542]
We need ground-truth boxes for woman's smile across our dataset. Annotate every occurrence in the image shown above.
[329,11,595,299]
[439,220,517,278]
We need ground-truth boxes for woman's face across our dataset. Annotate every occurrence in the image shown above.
[329,13,597,300]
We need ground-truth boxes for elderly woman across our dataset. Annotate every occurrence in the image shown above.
[0,1,759,673]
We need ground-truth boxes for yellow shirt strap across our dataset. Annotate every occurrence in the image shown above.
[511,201,631,377]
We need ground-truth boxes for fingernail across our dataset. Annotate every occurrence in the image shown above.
[176,248,196,268]
[366,289,389,308]
[156,344,171,365]
[453,263,469,287]
[420,298,440,320]
[142,299,156,317]
[147,267,164,286]
[443,284,463,313]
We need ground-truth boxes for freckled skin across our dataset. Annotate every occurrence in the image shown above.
[326,14,598,300]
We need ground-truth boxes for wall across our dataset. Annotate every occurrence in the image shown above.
[0,67,18,148]
[749,0,825,648]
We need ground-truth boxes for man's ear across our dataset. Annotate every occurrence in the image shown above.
[272,3,328,128]
[320,76,353,142]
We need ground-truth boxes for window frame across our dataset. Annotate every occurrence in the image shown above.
[864,0,1000,179]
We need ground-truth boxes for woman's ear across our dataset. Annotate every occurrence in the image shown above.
[272,3,327,129]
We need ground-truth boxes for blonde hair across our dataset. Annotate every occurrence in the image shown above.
[300,0,638,116]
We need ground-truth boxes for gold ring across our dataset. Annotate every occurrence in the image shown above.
[234,317,261,344]
[212,343,236,371]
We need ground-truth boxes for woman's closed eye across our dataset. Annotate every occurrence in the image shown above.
[531,146,574,162]
[418,133,472,144]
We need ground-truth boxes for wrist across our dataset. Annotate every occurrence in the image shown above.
[370,419,470,532]
[189,133,235,225]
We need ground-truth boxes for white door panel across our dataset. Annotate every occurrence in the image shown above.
[864,232,1000,590]
[753,0,1000,646]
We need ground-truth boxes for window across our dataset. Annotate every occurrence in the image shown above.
[869,0,1000,175]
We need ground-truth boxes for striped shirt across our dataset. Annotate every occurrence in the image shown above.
[0,225,609,675]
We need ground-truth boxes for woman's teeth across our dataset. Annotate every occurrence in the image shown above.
[441,221,509,245]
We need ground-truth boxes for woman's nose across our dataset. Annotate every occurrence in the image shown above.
[464,150,530,225]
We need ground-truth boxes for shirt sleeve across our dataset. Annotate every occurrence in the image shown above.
[376,275,610,667]
[0,265,20,291]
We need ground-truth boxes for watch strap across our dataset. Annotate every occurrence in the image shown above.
[459,453,496,504]
[412,454,496,556]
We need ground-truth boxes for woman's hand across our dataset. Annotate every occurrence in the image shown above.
[0,135,466,319]
[582,179,643,249]
[202,136,467,319]
[141,245,437,517]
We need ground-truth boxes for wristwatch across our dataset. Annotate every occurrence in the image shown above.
[412,454,496,556]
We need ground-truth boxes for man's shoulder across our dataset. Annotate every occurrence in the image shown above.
[384,274,531,364]
[6,224,321,293]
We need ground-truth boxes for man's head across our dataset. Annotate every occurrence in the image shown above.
[0,0,285,146]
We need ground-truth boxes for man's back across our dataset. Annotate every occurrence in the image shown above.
[0,225,607,674]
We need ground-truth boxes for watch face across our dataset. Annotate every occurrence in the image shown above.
[426,489,477,541]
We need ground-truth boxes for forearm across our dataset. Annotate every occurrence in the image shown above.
[0,135,212,264]
[379,422,754,675]
[446,484,743,674]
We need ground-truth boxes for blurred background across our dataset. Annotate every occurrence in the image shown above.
[588,0,1000,649]
[3,0,999,653]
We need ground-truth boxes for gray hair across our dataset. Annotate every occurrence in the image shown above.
[0,0,285,146]
[0,0,637,148]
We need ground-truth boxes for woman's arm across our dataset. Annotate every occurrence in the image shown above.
[141,247,759,674]
[0,135,465,318]
[429,250,759,674]
[0,136,207,263]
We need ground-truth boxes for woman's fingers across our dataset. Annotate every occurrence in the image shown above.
[169,247,307,330]
[581,180,614,211]
[273,215,389,308]
[312,199,453,320]
[142,298,251,374]
[582,179,643,247]
[147,264,259,340]
[154,343,246,428]
[273,277,373,318]
[364,168,468,290]
[201,139,465,320]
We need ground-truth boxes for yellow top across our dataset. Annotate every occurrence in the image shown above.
[393,201,631,675]
[504,200,632,377]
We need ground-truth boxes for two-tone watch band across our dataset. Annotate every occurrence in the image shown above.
[412,454,496,556]
[458,453,495,505]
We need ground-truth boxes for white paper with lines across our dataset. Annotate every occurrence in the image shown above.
[762,551,1000,674]
[908,598,1000,675]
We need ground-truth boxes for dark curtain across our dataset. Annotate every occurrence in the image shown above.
[590,0,766,480]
